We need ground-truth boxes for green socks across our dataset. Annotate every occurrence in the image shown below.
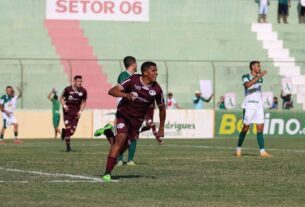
[237,131,247,147]
[117,139,137,162]
[257,132,265,150]
[128,140,137,161]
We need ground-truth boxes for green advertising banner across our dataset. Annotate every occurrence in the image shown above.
[215,110,305,138]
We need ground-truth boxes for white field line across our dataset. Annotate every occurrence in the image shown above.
[0,167,118,183]
[159,144,305,153]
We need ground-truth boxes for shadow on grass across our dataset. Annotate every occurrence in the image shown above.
[112,174,157,180]
[232,153,258,157]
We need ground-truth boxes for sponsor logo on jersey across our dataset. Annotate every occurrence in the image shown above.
[78,92,83,96]
[149,90,156,96]
[135,85,141,90]
[142,86,149,91]
[117,123,125,129]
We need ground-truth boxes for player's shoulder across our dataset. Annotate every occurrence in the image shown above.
[0,94,5,99]
[64,86,72,91]
[242,74,250,79]
[152,81,163,92]
[242,74,251,81]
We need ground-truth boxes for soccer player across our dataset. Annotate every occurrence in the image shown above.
[95,56,151,166]
[48,88,61,138]
[236,61,271,157]
[102,61,166,182]
[60,75,87,152]
[0,86,22,144]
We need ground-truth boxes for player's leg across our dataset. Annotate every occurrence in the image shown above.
[53,114,60,138]
[94,123,115,145]
[255,109,271,157]
[103,133,128,181]
[236,109,252,157]
[63,114,79,152]
[13,123,21,144]
[0,120,6,144]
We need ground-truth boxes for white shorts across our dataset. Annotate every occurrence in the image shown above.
[2,113,17,128]
[259,4,268,15]
[243,108,264,125]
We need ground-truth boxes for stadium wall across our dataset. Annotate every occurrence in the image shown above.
[0,110,93,139]
[2,110,304,139]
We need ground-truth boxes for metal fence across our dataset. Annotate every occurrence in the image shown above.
[0,58,304,109]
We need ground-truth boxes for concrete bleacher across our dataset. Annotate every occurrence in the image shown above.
[0,0,303,109]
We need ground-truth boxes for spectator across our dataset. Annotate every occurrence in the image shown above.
[300,0,305,23]
[269,97,278,110]
[278,0,291,24]
[258,0,270,23]
[166,92,181,109]
[217,96,226,110]
[281,91,293,109]
[192,91,213,109]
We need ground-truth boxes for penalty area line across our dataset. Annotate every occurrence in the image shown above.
[0,167,118,183]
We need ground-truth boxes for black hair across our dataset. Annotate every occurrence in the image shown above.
[53,94,58,100]
[123,56,136,69]
[74,75,82,80]
[249,61,260,70]
[141,61,157,74]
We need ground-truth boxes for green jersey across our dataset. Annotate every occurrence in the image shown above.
[117,70,132,84]
[0,95,16,113]
[51,98,60,115]
[241,74,263,109]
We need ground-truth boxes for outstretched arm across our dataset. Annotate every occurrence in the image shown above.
[16,86,22,99]
[48,89,55,101]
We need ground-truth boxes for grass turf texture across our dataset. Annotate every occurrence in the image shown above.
[0,138,305,207]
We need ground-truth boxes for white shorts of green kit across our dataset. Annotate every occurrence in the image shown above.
[2,113,17,128]
[242,108,264,125]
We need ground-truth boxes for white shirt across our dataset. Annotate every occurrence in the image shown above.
[260,0,268,5]
[166,98,177,109]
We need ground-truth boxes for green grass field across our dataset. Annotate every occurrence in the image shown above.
[1,138,305,207]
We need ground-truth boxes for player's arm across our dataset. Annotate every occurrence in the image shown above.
[157,103,166,138]
[47,88,55,101]
[16,86,22,99]
[0,102,9,117]
[108,85,133,101]
[244,71,267,88]
[60,89,68,112]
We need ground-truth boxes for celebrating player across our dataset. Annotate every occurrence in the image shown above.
[0,86,22,144]
[48,88,61,138]
[60,75,87,152]
[236,61,271,157]
[102,61,166,182]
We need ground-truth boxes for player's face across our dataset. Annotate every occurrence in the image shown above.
[74,78,82,88]
[6,88,13,96]
[144,66,158,82]
[253,63,261,74]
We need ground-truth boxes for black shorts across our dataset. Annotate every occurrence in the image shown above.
[278,3,288,16]
[301,6,305,16]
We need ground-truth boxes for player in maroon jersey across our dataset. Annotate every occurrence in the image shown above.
[60,75,87,152]
[102,61,166,182]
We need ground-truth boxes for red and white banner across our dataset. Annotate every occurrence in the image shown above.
[46,0,149,21]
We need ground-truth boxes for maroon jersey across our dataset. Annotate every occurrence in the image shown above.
[62,86,87,113]
[117,74,164,121]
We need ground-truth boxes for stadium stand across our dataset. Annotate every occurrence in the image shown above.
[0,0,303,109]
